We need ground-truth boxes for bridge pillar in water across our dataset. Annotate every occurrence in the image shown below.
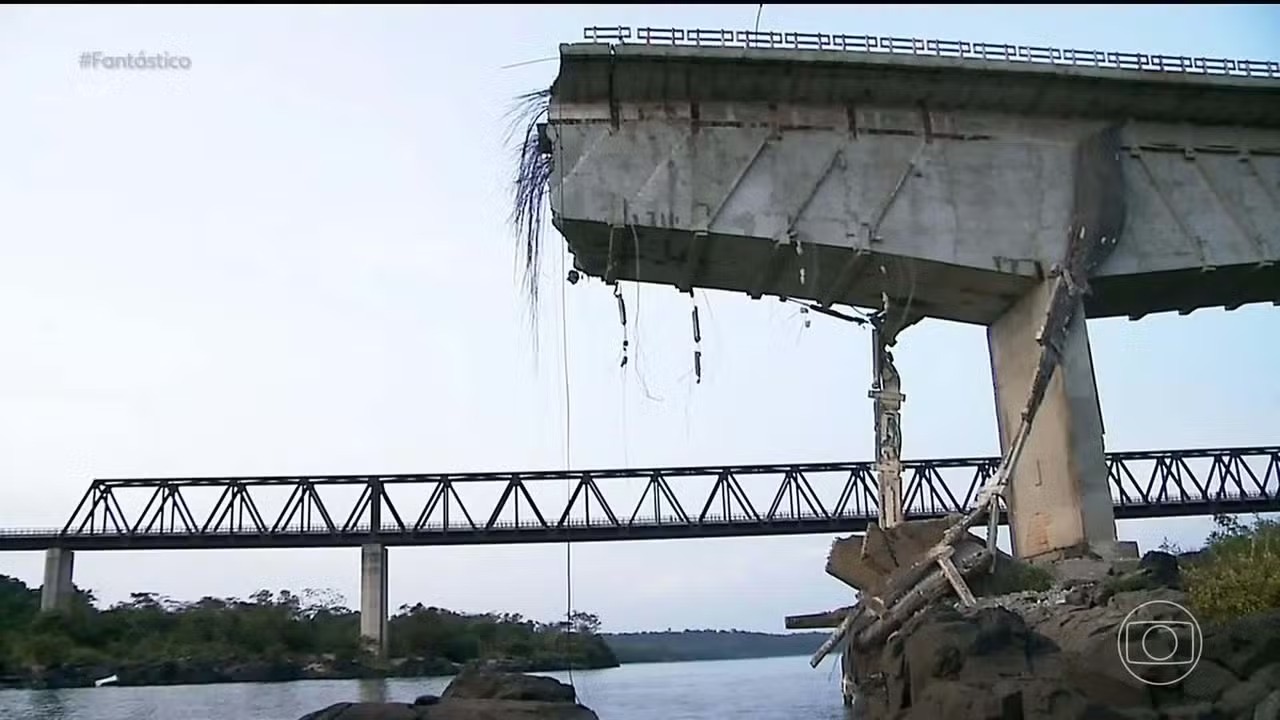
[360,543,389,658]
[40,548,75,612]
[988,280,1118,560]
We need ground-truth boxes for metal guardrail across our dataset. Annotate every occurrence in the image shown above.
[581,26,1280,79]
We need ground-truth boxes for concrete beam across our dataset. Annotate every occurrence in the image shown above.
[360,543,388,658]
[988,281,1117,559]
[40,548,75,613]
[547,109,1280,323]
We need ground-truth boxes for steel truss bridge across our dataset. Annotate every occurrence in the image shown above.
[0,445,1276,552]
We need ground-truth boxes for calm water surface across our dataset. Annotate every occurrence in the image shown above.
[0,655,853,720]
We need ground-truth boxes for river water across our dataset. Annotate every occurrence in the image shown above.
[0,655,853,720]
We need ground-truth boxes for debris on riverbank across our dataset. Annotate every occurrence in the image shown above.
[298,665,599,720]
[818,544,1280,719]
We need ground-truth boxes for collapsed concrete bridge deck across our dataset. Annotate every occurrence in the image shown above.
[540,27,1280,562]
[547,32,1280,324]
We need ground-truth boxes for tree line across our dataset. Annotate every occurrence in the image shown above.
[602,629,825,664]
[0,578,615,682]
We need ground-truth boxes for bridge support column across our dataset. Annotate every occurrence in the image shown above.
[988,280,1117,560]
[40,548,75,612]
[360,543,388,658]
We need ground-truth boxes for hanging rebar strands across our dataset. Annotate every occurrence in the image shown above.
[614,283,628,369]
[691,295,702,384]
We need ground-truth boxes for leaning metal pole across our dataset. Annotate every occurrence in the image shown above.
[869,308,905,529]
[841,303,908,705]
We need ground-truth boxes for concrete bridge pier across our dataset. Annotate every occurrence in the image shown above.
[360,543,389,658]
[40,547,75,612]
[988,280,1119,561]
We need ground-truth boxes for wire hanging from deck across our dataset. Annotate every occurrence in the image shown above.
[614,283,629,369]
[624,223,663,403]
[547,111,576,694]
[690,293,702,384]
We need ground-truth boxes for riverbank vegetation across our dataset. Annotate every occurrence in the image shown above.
[1180,514,1280,621]
[0,578,616,688]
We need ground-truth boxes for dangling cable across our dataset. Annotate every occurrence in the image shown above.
[559,247,576,691]
[620,327,629,467]
[550,116,576,693]
[626,223,663,402]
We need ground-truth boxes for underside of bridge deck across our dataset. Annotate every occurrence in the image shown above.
[543,42,1280,324]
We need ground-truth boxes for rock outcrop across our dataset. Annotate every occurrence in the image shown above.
[848,551,1280,720]
[441,666,578,703]
[298,667,598,720]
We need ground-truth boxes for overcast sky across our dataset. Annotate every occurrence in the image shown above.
[0,4,1277,634]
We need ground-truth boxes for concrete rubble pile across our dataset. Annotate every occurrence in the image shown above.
[793,122,1135,700]
[815,547,1280,719]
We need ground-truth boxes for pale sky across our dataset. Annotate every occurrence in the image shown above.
[0,4,1277,633]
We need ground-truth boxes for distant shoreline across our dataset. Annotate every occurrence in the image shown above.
[0,654,619,692]
[0,650,824,691]
[607,651,815,667]
[0,651,821,692]
[602,629,826,665]
[0,627,825,692]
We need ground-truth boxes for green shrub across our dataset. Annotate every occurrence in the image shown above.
[977,558,1054,596]
[1184,514,1280,621]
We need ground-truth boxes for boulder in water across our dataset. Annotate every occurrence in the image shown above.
[297,668,597,720]
[442,666,576,703]
[299,704,420,720]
